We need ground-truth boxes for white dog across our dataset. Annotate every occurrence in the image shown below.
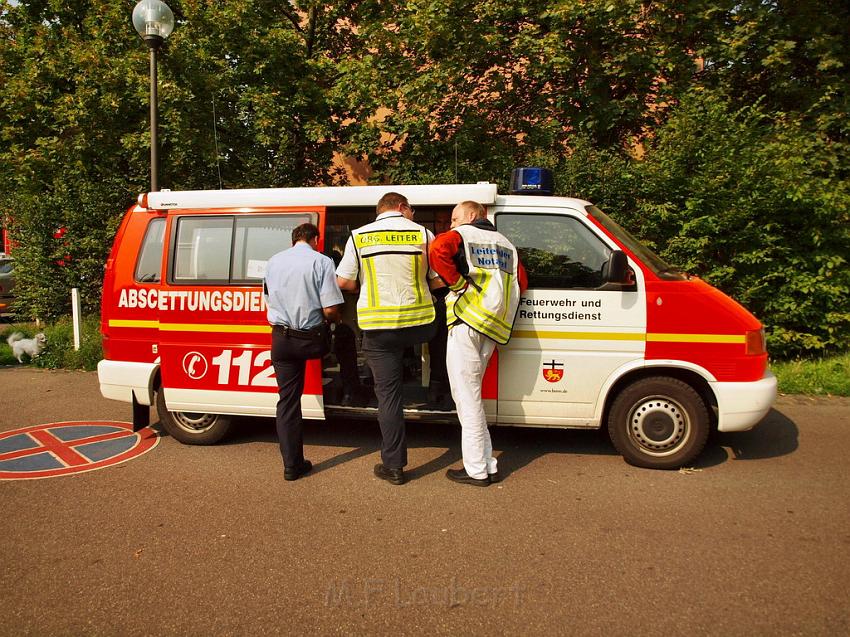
[6,332,47,363]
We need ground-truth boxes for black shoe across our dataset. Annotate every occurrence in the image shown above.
[353,386,374,407]
[341,385,372,408]
[284,460,313,481]
[423,393,455,412]
[374,463,405,485]
[487,471,501,483]
[446,468,490,487]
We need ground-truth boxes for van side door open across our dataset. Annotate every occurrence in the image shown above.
[495,208,646,426]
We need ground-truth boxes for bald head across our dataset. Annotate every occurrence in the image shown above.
[450,201,487,229]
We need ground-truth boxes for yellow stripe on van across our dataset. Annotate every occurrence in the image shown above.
[647,333,745,344]
[110,320,274,334]
[513,330,645,341]
[108,319,161,329]
[512,329,745,344]
[158,323,272,334]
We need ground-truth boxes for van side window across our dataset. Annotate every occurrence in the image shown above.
[173,217,233,282]
[231,215,311,283]
[496,213,611,289]
[171,214,314,284]
[135,217,166,283]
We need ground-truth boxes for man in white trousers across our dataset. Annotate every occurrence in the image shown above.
[429,201,528,486]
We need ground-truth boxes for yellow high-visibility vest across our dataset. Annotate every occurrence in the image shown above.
[351,214,436,330]
[446,223,520,344]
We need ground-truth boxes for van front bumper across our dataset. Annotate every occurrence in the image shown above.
[711,371,777,432]
[98,359,158,406]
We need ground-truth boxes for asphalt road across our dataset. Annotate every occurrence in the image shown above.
[1,367,848,636]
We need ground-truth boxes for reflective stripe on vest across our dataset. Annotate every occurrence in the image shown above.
[447,224,520,344]
[352,219,436,330]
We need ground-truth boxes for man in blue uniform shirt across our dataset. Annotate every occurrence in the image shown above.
[264,223,344,480]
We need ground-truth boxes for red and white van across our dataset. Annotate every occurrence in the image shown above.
[97,175,776,469]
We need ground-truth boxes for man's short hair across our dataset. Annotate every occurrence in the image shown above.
[456,200,487,220]
[292,223,320,245]
[376,192,409,214]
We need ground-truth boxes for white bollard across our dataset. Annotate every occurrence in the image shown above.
[71,288,81,351]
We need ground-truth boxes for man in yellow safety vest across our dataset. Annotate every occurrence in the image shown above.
[336,192,446,485]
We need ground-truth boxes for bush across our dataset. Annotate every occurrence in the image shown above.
[0,315,102,370]
[4,182,127,322]
[555,92,850,360]
[639,94,849,359]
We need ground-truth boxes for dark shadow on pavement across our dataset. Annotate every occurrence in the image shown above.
[714,407,799,461]
[486,425,619,479]
[158,405,799,477]
[217,416,618,481]
[693,407,799,468]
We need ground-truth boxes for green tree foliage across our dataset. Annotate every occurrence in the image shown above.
[695,0,850,141]
[0,0,847,359]
[556,92,850,359]
[0,0,364,318]
[338,0,702,185]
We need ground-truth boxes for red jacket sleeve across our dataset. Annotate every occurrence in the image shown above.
[517,259,529,294]
[430,229,529,294]
[429,230,464,288]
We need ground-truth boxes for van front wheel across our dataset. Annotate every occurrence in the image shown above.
[155,390,232,445]
[607,377,709,469]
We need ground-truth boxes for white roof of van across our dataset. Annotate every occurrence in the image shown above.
[143,184,595,213]
[145,183,499,210]
[495,194,593,210]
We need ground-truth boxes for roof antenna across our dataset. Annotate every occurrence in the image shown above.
[212,95,223,189]
[454,136,458,183]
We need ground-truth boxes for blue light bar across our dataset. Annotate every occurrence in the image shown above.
[509,167,554,196]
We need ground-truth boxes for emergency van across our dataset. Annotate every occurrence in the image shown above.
[97,169,776,469]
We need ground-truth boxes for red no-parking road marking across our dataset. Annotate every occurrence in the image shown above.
[0,421,160,480]
[0,428,138,465]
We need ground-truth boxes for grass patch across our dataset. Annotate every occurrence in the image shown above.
[0,316,103,370]
[772,353,850,397]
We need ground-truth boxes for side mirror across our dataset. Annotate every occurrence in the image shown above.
[603,250,630,284]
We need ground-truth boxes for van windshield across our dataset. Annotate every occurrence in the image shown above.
[585,205,687,280]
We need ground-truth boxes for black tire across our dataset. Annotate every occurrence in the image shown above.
[607,376,709,469]
[155,390,232,445]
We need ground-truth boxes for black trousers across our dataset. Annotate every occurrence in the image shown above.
[428,297,449,391]
[333,323,360,392]
[362,321,436,469]
[271,327,327,469]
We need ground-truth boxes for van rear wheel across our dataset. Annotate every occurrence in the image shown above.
[607,377,709,469]
[155,390,232,445]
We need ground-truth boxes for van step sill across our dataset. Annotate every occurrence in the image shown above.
[324,405,459,423]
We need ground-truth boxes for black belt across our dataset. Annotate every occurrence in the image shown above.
[273,324,325,339]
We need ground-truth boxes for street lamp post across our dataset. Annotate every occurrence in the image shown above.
[132,0,174,193]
